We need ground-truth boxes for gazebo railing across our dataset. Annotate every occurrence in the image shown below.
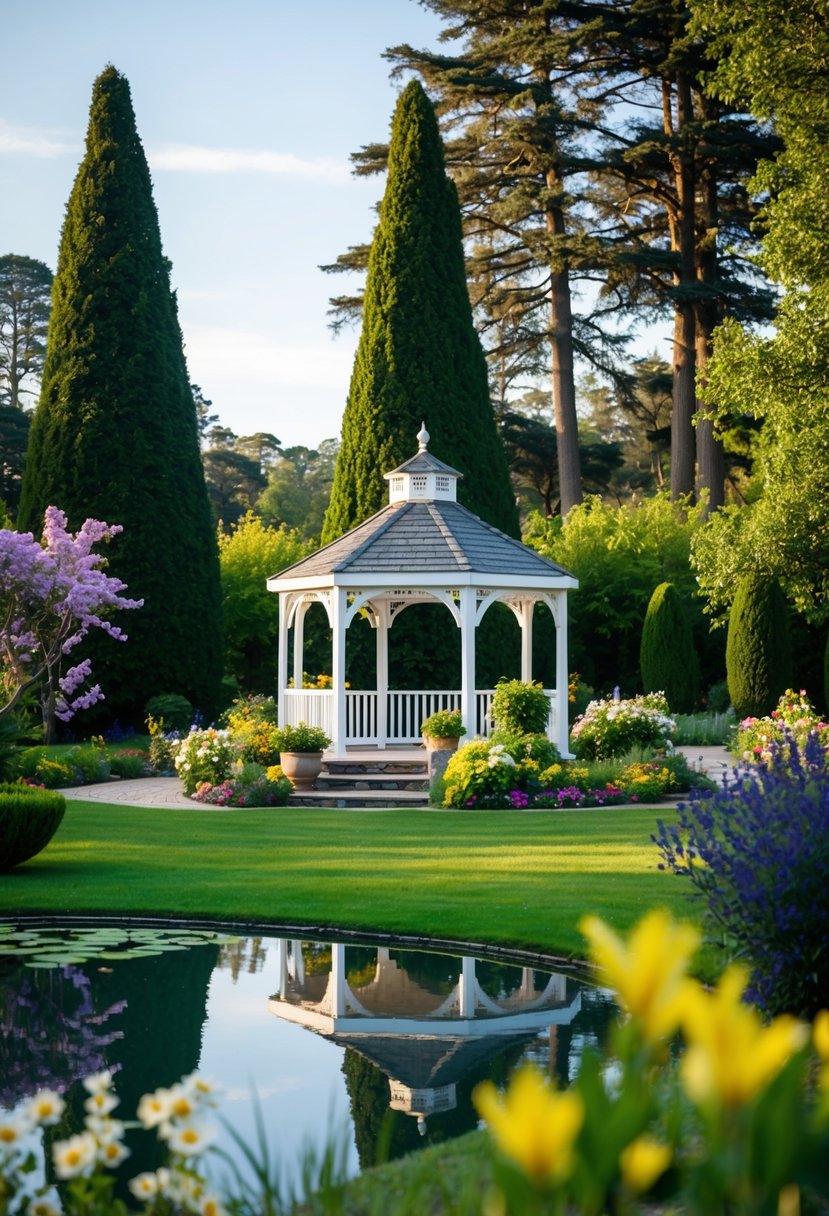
[281,688,560,748]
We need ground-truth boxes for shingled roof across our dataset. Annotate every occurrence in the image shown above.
[271,498,573,581]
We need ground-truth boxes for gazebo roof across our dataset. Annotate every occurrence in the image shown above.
[269,497,574,583]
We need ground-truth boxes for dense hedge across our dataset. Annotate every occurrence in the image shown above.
[0,784,66,871]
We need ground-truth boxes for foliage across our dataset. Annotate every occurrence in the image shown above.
[615,762,675,804]
[571,693,676,760]
[672,710,734,746]
[0,253,52,410]
[321,80,517,543]
[525,494,717,692]
[146,716,180,775]
[173,728,238,797]
[218,512,313,692]
[655,734,829,1016]
[490,679,551,735]
[107,748,151,779]
[272,721,331,753]
[220,693,280,764]
[726,574,792,718]
[143,693,194,735]
[640,582,699,713]
[421,708,466,739]
[0,507,142,736]
[193,762,292,808]
[16,744,110,788]
[732,689,829,766]
[442,740,522,809]
[688,0,829,623]
[0,781,65,870]
[17,67,223,726]
[257,440,338,540]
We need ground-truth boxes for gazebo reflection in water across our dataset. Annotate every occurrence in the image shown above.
[267,939,587,1135]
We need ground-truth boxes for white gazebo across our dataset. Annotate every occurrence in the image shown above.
[267,426,578,755]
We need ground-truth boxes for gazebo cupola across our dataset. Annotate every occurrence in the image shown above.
[385,423,461,504]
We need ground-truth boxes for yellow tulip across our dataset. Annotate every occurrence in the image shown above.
[619,1135,672,1194]
[813,1010,829,1061]
[579,909,700,1043]
[473,1066,584,1185]
[680,966,808,1110]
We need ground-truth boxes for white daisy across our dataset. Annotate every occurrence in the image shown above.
[53,1131,97,1179]
[28,1090,66,1127]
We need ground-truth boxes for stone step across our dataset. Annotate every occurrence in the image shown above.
[288,787,431,809]
[323,759,429,777]
[316,771,429,792]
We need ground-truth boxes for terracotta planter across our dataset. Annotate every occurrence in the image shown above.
[422,735,461,754]
[279,750,323,790]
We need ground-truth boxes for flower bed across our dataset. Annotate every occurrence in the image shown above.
[732,688,829,766]
[571,692,676,759]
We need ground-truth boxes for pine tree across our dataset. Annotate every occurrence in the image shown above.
[726,574,792,719]
[18,66,222,724]
[640,581,699,713]
[322,81,517,543]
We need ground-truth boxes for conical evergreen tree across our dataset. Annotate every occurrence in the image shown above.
[322,81,517,543]
[726,575,792,720]
[18,66,222,724]
[640,581,699,713]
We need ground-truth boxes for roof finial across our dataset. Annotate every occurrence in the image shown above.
[417,422,430,452]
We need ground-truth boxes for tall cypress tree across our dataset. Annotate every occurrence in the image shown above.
[322,80,517,543]
[18,66,222,724]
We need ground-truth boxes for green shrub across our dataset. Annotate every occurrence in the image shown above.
[571,693,675,759]
[726,574,793,719]
[442,740,520,808]
[490,679,550,735]
[144,693,195,734]
[16,749,78,788]
[272,722,331,753]
[108,748,150,779]
[672,710,735,746]
[0,783,66,870]
[490,731,560,769]
[420,709,466,739]
[640,581,699,713]
[65,745,110,785]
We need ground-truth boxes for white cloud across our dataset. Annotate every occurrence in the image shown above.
[0,119,72,158]
[149,143,348,181]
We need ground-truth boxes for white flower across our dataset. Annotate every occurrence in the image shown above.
[98,1137,131,1168]
[53,1131,97,1179]
[200,1194,228,1216]
[0,1112,32,1152]
[84,1090,119,1116]
[28,1089,66,1126]
[166,1121,216,1157]
[82,1069,113,1094]
[137,1088,172,1128]
[129,1172,161,1201]
[86,1115,125,1142]
[182,1072,221,1107]
[166,1082,199,1120]
[28,1197,61,1216]
[166,1166,204,1202]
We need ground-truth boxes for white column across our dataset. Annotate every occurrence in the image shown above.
[293,600,309,691]
[277,593,290,725]
[376,602,389,749]
[555,592,572,757]
[331,587,347,755]
[459,955,476,1018]
[331,942,346,1018]
[274,937,288,998]
[520,598,533,683]
[459,587,477,737]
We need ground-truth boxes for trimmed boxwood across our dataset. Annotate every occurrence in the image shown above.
[0,783,66,871]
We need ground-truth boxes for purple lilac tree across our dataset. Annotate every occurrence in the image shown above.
[0,507,142,737]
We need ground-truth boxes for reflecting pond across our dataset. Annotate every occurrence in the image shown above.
[0,922,618,1196]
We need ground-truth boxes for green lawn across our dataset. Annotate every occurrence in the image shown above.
[1,797,701,960]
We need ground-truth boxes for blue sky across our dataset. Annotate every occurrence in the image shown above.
[1,0,448,449]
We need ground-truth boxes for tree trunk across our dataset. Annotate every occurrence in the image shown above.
[666,73,697,500]
[694,94,725,513]
[546,185,583,519]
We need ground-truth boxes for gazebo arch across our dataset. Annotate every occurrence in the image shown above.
[267,426,578,755]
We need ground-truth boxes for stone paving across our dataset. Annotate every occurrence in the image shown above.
[59,743,736,809]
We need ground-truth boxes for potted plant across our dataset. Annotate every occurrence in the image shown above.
[420,709,467,753]
[272,721,332,790]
